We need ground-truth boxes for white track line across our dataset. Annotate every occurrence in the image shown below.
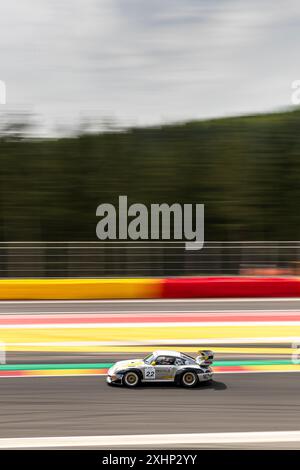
[1,430,300,448]
[2,309,300,315]
[0,298,299,304]
[3,321,300,328]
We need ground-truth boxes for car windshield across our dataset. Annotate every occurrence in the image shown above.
[143,354,154,364]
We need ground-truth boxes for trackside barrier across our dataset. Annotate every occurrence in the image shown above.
[0,277,299,299]
[0,279,162,300]
[162,277,300,298]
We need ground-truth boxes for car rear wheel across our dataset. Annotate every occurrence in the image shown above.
[181,371,198,388]
[123,371,140,387]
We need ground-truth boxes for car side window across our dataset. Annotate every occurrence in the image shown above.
[174,358,184,366]
[156,356,175,365]
[181,354,195,365]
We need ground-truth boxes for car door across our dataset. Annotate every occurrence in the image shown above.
[154,356,176,381]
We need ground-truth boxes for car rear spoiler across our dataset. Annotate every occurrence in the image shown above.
[196,350,214,365]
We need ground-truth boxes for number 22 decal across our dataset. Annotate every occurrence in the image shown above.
[145,367,155,379]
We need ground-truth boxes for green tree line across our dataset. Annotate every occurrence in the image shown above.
[1,108,300,241]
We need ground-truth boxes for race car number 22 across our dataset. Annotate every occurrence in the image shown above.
[145,367,155,379]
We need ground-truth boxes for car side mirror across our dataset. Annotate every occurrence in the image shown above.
[151,361,156,366]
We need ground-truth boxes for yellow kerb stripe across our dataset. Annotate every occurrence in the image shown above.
[0,278,162,299]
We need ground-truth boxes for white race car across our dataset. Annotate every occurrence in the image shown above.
[107,349,214,388]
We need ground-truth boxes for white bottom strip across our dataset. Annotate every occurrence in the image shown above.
[0,298,299,304]
[1,430,300,448]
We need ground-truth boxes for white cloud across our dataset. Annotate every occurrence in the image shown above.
[0,0,299,134]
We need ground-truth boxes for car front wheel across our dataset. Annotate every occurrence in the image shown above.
[181,371,198,388]
[123,371,140,387]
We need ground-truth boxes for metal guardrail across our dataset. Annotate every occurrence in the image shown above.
[0,241,299,278]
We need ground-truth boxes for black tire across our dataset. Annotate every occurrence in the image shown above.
[123,371,140,388]
[180,371,198,388]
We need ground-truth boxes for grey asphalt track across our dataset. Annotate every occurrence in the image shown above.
[1,298,300,448]
[0,298,299,314]
[0,373,300,445]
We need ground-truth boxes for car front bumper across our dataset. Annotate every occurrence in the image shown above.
[106,374,123,385]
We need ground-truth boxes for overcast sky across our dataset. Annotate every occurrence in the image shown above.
[0,0,299,135]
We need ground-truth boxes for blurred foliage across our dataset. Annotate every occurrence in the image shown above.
[0,109,300,241]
